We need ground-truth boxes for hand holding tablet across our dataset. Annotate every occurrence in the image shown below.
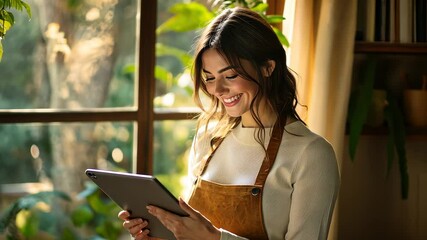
[85,169,188,240]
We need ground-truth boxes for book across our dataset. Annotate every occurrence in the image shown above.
[356,0,376,41]
[399,0,414,42]
[375,0,390,41]
[415,0,426,42]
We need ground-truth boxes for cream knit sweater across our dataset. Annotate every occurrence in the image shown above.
[187,121,340,240]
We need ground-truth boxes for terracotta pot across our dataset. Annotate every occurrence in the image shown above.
[403,89,427,127]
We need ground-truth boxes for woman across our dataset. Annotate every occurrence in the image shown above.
[119,7,340,240]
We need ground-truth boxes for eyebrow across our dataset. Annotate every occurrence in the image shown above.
[202,65,236,74]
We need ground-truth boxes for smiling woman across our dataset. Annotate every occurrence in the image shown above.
[119,7,340,240]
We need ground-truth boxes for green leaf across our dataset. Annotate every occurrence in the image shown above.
[71,205,94,227]
[266,15,285,24]
[0,10,15,26]
[122,64,135,75]
[385,94,409,199]
[0,40,3,62]
[155,65,174,84]
[95,220,121,239]
[348,59,376,160]
[250,3,269,12]
[272,27,289,47]
[156,43,193,68]
[20,1,32,19]
[156,2,214,34]
[17,210,39,238]
[0,19,13,36]
[61,227,78,240]
[87,191,116,216]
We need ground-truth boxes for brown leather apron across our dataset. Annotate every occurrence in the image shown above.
[188,118,286,239]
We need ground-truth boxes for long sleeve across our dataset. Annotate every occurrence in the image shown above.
[284,137,340,240]
[219,229,249,240]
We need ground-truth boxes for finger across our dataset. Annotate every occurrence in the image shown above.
[146,205,170,218]
[134,228,150,240]
[178,197,199,218]
[128,221,143,235]
[124,218,147,233]
[118,210,130,220]
[147,206,180,230]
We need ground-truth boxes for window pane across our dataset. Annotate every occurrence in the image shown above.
[153,120,196,198]
[0,122,134,188]
[0,121,134,238]
[154,1,212,110]
[0,0,137,109]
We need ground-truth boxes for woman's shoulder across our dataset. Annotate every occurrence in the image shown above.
[284,121,332,144]
[281,121,336,159]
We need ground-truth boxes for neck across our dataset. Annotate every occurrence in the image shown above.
[241,109,276,128]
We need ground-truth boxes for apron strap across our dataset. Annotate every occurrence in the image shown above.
[196,137,225,177]
[254,117,287,186]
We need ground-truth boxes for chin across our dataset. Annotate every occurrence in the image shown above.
[225,109,249,118]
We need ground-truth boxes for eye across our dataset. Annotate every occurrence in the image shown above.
[225,75,238,80]
[204,77,215,82]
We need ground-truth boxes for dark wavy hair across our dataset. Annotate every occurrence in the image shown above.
[192,7,303,146]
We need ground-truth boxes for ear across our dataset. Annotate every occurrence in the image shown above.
[262,60,276,77]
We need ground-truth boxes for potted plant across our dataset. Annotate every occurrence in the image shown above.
[347,58,409,199]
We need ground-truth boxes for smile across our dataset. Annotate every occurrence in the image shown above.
[223,94,242,104]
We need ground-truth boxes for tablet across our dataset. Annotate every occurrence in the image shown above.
[85,168,188,240]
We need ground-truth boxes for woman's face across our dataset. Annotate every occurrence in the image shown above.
[202,49,261,126]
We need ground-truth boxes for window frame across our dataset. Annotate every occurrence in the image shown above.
[0,0,196,176]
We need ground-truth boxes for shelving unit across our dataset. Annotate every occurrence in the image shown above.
[351,41,427,136]
[340,1,427,239]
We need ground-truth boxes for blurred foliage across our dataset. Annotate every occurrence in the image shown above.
[0,183,124,239]
[0,191,71,239]
[0,0,32,61]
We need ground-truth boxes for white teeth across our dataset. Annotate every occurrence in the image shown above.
[224,94,242,103]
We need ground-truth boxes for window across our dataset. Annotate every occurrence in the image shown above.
[0,0,199,201]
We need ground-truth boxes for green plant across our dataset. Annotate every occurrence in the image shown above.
[347,58,409,199]
[0,191,71,239]
[0,183,124,239]
[70,182,124,240]
[0,0,31,61]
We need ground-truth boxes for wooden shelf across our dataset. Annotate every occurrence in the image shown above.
[355,42,427,54]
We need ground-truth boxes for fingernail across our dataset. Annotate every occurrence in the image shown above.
[146,206,153,214]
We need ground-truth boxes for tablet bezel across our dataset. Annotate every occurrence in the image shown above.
[85,168,188,240]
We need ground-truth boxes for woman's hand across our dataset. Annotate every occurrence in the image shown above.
[118,210,160,240]
[147,197,221,240]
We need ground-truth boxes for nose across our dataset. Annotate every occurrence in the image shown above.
[214,78,228,96]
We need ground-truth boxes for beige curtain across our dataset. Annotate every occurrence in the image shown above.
[285,0,357,239]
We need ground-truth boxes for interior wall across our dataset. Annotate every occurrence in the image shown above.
[338,135,427,240]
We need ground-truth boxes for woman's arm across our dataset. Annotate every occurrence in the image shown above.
[285,138,340,240]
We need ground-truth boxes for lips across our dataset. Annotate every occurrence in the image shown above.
[223,93,242,106]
